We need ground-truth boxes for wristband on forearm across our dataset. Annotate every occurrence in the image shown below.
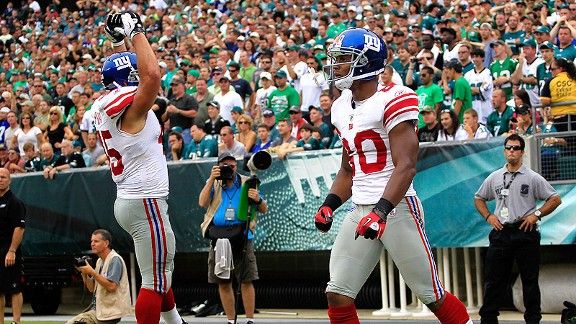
[372,198,395,220]
[323,193,343,211]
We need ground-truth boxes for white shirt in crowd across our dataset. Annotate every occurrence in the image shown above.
[214,91,244,124]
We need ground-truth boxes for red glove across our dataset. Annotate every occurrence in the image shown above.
[315,206,334,232]
[355,211,387,240]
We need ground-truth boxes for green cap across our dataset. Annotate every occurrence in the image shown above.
[315,52,327,60]
[287,44,300,51]
[209,47,220,54]
[187,69,200,77]
[535,26,550,34]
[520,38,537,48]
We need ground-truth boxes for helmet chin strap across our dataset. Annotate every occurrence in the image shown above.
[335,68,384,90]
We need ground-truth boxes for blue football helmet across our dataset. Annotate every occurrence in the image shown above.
[325,28,387,90]
[101,52,140,90]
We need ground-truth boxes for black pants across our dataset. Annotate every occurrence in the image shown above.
[479,224,541,324]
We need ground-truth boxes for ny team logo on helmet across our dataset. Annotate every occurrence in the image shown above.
[325,28,388,90]
[102,52,140,90]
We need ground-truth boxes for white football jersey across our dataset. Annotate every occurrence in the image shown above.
[331,84,419,205]
[92,86,169,199]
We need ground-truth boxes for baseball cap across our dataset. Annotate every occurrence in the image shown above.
[395,11,408,19]
[490,40,506,48]
[218,152,236,163]
[158,61,167,69]
[393,30,405,37]
[237,35,245,41]
[444,59,462,71]
[309,105,323,114]
[347,5,357,12]
[0,107,10,113]
[515,104,531,115]
[219,76,231,82]
[287,45,300,52]
[289,106,301,113]
[213,67,223,74]
[420,106,436,114]
[187,69,200,78]
[535,26,551,34]
[18,93,30,100]
[539,41,555,50]
[171,126,183,134]
[480,22,492,30]
[250,32,260,38]
[275,70,288,78]
[259,71,272,80]
[520,38,537,48]
[207,101,220,109]
[262,109,275,117]
[231,106,243,114]
[313,44,324,51]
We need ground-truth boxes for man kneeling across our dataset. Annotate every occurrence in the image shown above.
[68,229,131,324]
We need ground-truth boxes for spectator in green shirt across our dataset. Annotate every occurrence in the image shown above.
[416,66,444,128]
[487,89,515,136]
[268,70,300,122]
[327,13,347,39]
[445,60,473,122]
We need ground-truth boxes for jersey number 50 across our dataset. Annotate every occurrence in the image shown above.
[97,130,124,176]
[342,129,387,175]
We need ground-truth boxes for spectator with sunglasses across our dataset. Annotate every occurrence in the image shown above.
[474,134,562,324]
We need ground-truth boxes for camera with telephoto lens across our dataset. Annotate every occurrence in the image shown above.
[74,255,91,267]
[217,164,234,181]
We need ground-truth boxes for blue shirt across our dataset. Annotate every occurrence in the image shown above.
[211,176,262,240]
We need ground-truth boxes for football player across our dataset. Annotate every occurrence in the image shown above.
[95,12,185,324]
[314,28,472,324]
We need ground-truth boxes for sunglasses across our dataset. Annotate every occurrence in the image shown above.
[50,112,59,115]
[22,117,31,119]
[238,121,248,124]
[504,145,523,151]
[261,61,272,64]
[220,133,229,136]
[228,69,238,72]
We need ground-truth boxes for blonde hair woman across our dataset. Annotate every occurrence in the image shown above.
[45,106,74,153]
[235,114,257,152]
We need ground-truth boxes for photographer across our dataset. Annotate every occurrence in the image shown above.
[67,229,131,324]
[198,152,268,324]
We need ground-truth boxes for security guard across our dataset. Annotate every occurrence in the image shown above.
[474,134,562,324]
[0,168,26,324]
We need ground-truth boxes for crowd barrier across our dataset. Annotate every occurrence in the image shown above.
[12,136,576,256]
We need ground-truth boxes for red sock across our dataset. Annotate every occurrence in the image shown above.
[434,292,471,324]
[135,288,162,324]
[161,288,176,312]
[327,304,360,324]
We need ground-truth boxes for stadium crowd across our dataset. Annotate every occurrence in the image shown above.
[1,0,576,173]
